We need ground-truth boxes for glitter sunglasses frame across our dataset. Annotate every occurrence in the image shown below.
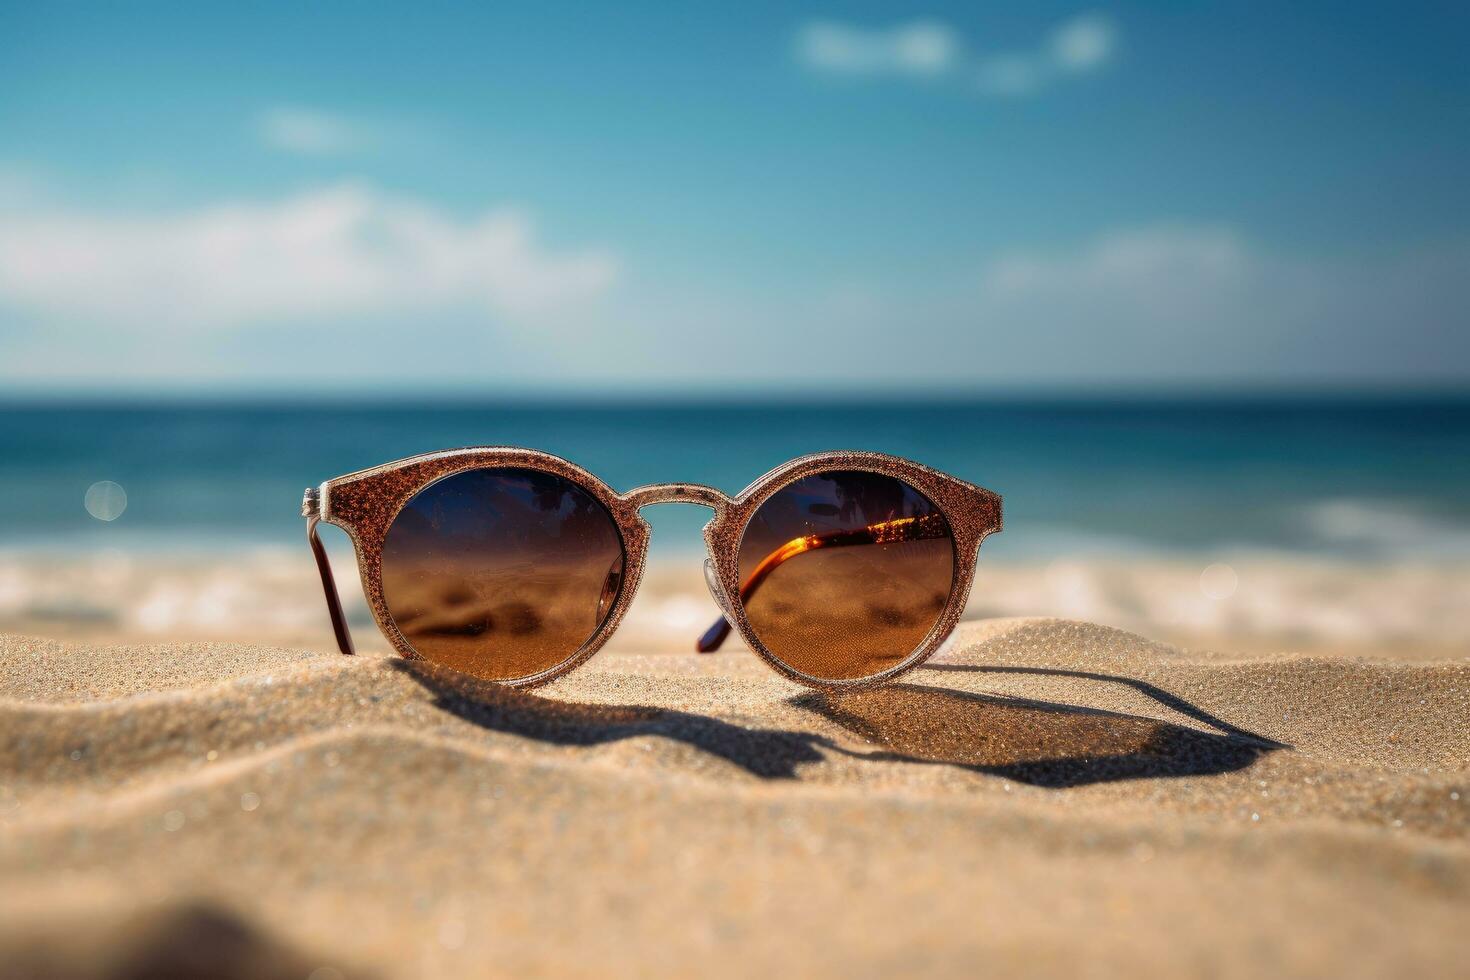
[304,448,1001,691]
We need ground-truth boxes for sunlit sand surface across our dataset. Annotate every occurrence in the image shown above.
[1,618,1467,977]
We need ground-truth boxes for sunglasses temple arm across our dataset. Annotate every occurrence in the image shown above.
[695,513,946,653]
[306,515,356,657]
[695,537,806,653]
[695,615,734,653]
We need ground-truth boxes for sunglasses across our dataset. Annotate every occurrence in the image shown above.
[303,449,1001,690]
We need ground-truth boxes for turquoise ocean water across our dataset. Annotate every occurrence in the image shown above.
[3,396,1468,562]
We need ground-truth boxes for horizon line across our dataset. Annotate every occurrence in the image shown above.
[3,379,1469,409]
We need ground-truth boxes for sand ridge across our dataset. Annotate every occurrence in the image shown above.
[1,619,1467,978]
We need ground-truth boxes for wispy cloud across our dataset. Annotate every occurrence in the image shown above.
[960,226,1469,380]
[256,107,375,156]
[796,20,961,77]
[0,183,618,327]
[502,226,1470,388]
[981,226,1246,297]
[795,12,1118,98]
[703,225,1468,387]
[976,13,1118,96]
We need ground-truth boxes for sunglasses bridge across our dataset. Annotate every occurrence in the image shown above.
[621,483,740,645]
[621,483,732,511]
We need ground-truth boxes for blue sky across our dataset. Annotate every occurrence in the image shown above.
[1,1,1466,393]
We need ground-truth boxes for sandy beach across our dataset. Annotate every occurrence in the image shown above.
[6,0,1468,973]
[2,616,1466,978]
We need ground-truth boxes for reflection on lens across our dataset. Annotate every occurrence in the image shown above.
[381,468,624,681]
[738,471,954,680]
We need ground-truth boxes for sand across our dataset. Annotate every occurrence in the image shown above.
[1,618,1467,978]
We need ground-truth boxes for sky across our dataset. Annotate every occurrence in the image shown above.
[1,1,1467,395]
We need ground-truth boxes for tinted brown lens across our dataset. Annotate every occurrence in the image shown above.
[738,471,954,680]
[381,467,624,681]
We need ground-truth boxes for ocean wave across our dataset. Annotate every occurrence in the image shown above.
[1300,499,1470,558]
[2,544,1468,655]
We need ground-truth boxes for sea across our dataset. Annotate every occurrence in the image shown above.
[3,395,1467,651]
[3,395,1468,561]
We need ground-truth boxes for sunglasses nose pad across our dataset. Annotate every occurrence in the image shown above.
[702,559,733,619]
[698,559,737,653]
[596,557,624,621]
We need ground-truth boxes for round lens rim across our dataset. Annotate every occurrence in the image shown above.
[702,452,998,691]
[731,469,959,684]
[379,465,630,684]
[323,448,649,689]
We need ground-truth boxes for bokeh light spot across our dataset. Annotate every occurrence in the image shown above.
[84,481,128,521]
[1199,562,1239,600]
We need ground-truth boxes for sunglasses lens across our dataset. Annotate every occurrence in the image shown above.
[738,471,954,680]
[381,467,625,681]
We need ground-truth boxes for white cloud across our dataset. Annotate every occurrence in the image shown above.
[741,226,1470,386]
[3,192,1464,388]
[958,227,1470,380]
[796,12,1118,98]
[0,183,618,327]
[1048,13,1116,73]
[257,107,373,156]
[981,226,1246,297]
[972,225,1280,353]
[975,12,1118,96]
[797,20,961,76]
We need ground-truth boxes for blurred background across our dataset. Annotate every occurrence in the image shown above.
[1,2,1466,658]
